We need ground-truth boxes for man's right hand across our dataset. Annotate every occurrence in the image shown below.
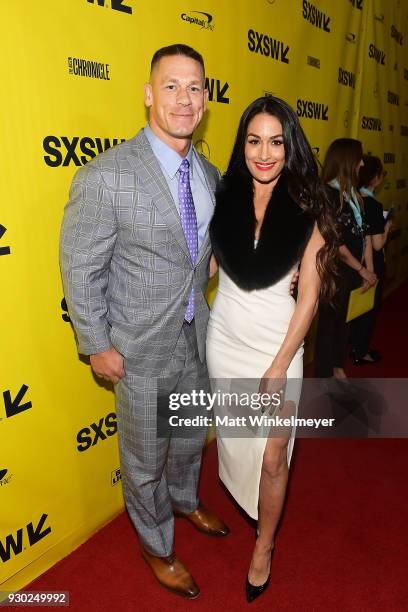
[90,347,125,384]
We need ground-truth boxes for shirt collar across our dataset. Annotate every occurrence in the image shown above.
[360,187,375,198]
[144,123,194,179]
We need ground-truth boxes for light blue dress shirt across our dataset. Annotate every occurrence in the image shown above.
[144,124,213,249]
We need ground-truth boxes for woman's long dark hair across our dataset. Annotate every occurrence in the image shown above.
[224,95,338,302]
[321,138,364,210]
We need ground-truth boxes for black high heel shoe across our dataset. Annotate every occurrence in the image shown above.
[245,549,273,603]
[246,574,271,603]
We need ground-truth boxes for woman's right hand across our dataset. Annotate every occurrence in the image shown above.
[358,266,377,291]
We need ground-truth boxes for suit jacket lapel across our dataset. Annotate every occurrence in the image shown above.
[194,152,216,266]
[127,130,216,267]
[126,131,191,261]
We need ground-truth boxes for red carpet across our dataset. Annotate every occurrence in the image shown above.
[28,283,408,611]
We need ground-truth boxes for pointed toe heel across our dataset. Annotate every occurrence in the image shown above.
[245,574,270,603]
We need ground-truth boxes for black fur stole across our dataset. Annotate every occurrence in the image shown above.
[209,175,314,291]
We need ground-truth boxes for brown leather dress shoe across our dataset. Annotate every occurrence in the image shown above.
[175,503,230,536]
[141,547,200,599]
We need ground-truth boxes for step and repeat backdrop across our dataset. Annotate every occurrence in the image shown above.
[1,0,407,593]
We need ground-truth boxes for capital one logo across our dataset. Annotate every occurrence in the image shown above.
[181,11,214,31]
[87,0,132,14]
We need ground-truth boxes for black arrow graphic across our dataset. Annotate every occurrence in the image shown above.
[27,514,52,546]
[0,469,7,480]
[216,81,229,104]
[3,385,32,418]
[281,44,289,64]
[0,225,11,256]
[61,297,71,323]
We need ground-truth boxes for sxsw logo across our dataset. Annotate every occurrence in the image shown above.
[302,1,330,32]
[111,467,122,486]
[181,11,214,31]
[76,412,117,452]
[338,67,356,88]
[205,77,229,103]
[43,136,126,167]
[383,153,396,164]
[68,57,110,80]
[86,0,132,14]
[368,44,385,65]
[0,469,12,487]
[361,116,382,131]
[248,29,289,63]
[61,297,71,323]
[297,99,328,121]
[307,56,320,69]
[391,26,403,45]
[350,0,363,9]
[0,225,11,256]
[0,514,51,563]
[387,91,399,106]
[1,385,32,421]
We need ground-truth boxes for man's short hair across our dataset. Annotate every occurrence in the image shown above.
[150,44,205,75]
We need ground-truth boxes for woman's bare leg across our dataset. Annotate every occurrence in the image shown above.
[247,435,289,585]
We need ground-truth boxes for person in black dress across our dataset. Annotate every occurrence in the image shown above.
[350,155,393,364]
[314,139,377,378]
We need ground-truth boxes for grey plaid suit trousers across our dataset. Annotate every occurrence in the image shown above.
[116,321,209,556]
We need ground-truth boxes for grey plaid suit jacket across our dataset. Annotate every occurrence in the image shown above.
[60,129,219,376]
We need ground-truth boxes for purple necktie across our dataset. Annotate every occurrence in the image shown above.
[178,159,198,322]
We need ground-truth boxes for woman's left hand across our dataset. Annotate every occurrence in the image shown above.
[259,363,287,412]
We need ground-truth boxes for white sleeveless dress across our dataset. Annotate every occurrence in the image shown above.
[206,251,303,520]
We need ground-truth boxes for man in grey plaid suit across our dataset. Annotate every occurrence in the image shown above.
[60,44,229,599]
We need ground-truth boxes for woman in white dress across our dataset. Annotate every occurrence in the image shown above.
[206,96,337,602]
